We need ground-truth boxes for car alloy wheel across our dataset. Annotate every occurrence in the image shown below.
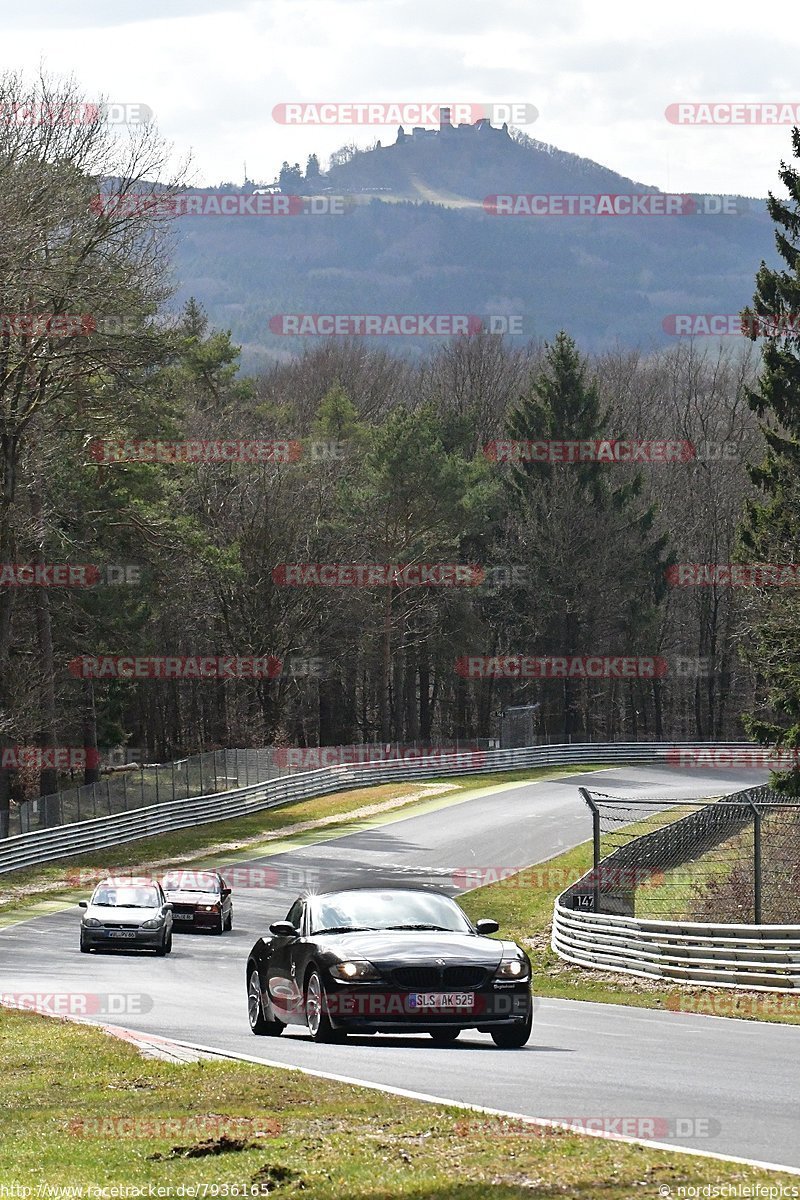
[248,969,284,1037]
[305,970,345,1043]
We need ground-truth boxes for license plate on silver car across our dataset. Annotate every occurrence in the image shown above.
[408,992,474,1009]
[107,931,136,939]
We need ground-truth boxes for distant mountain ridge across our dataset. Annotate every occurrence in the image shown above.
[164,126,773,372]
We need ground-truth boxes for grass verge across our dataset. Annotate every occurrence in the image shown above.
[458,841,800,1025]
[0,1005,795,1197]
[0,765,604,922]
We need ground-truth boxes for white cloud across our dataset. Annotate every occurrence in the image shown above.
[1,0,798,193]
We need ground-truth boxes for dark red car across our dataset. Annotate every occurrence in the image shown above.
[160,869,233,934]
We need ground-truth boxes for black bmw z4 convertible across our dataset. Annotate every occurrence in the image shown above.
[246,887,533,1047]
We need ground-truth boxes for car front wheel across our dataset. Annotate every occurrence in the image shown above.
[305,970,345,1043]
[155,930,172,956]
[490,1010,532,1049]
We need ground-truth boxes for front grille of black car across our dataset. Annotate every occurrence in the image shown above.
[390,965,489,991]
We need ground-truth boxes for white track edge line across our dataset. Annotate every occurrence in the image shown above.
[112,1023,800,1177]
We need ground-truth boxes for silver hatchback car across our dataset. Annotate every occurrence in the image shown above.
[79,877,173,955]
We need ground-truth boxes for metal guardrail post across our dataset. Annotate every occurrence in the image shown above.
[579,787,602,913]
[198,753,204,797]
[745,792,763,924]
[171,760,176,801]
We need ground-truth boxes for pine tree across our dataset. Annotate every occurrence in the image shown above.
[738,129,800,790]
[501,332,668,738]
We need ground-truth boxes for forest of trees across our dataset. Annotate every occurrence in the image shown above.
[2,71,800,831]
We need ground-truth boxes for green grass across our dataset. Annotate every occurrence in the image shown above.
[0,1005,795,1196]
[0,765,607,922]
[459,841,800,1025]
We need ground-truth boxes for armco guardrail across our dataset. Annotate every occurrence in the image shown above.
[0,741,759,875]
[552,784,800,992]
[552,905,800,991]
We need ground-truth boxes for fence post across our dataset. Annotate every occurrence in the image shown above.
[745,793,762,924]
[213,750,219,794]
[198,752,204,796]
[171,760,176,801]
[579,787,601,913]
[155,765,160,806]
[185,757,190,798]
[122,772,127,811]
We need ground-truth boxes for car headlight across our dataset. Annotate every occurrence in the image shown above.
[329,959,381,982]
[200,904,220,912]
[494,956,531,981]
[140,917,163,930]
[82,918,102,929]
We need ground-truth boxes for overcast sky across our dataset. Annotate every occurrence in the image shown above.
[2,0,798,196]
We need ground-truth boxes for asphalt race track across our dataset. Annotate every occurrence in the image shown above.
[3,765,799,1170]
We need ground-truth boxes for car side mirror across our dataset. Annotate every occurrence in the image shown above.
[78,901,88,909]
[163,903,173,912]
[222,888,231,897]
[269,921,298,937]
[475,918,499,934]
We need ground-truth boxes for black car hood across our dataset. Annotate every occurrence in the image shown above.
[315,930,508,966]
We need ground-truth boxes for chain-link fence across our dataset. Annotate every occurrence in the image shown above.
[7,749,283,837]
[4,740,497,837]
[563,784,800,925]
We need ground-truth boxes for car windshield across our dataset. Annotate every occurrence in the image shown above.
[162,872,219,893]
[310,891,471,935]
[92,886,160,908]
